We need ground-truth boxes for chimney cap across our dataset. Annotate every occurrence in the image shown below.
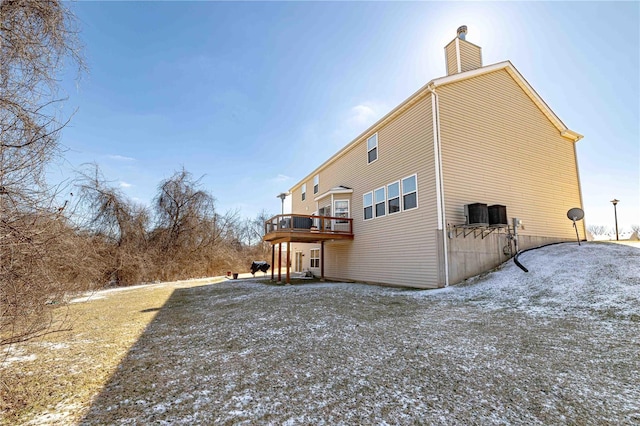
[457,25,468,40]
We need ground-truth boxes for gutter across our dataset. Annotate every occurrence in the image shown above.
[427,83,449,287]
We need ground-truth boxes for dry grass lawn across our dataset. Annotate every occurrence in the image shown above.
[0,278,224,425]
[1,242,639,425]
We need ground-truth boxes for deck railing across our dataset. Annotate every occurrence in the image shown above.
[264,214,353,236]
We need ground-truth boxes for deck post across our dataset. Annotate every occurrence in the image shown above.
[278,243,282,282]
[286,241,291,284]
[271,245,275,280]
[320,240,325,281]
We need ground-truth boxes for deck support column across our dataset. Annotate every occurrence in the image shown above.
[271,245,275,280]
[286,241,291,284]
[278,243,282,282]
[320,240,325,281]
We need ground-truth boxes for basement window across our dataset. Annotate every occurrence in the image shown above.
[367,133,378,164]
[310,248,320,268]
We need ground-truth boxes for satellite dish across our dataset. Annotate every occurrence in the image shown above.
[566,207,584,245]
[567,207,584,221]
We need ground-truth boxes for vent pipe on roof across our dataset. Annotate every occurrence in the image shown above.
[457,25,467,40]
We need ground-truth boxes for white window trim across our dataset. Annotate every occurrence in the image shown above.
[301,183,306,201]
[367,133,378,164]
[401,173,419,211]
[310,248,320,268]
[313,175,319,194]
[374,186,386,218]
[387,180,401,215]
[334,199,349,214]
[363,191,373,221]
[334,199,350,223]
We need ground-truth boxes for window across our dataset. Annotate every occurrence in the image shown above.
[363,192,373,220]
[302,183,306,201]
[367,133,378,164]
[387,181,400,214]
[402,174,418,210]
[310,248,320,268]
[318,205,331,230]
[374,187,385,217]
[334,200,349,223]
[313,175,319,194]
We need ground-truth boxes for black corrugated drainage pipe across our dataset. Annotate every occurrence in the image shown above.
[513,241,585,273]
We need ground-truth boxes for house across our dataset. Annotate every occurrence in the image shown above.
[263,26,584,289]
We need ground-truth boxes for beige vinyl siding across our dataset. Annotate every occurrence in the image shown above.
[291,95,440,288]
[458,39,482,72]
[445,40,458,76]
[437,69,584,239]
[292,178,318,215]
[328,96,439,288]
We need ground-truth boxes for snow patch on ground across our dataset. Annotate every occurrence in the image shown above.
[26,403,84,426]
[34,243,640,424]
[419,242,640,321]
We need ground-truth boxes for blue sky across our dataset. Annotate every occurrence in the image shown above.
[56,1,639,230]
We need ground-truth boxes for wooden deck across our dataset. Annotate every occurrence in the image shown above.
[263,214,354,244]
[263,214,353,284]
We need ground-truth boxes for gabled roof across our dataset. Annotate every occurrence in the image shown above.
[290,61,582,192]
[429,61,583,142]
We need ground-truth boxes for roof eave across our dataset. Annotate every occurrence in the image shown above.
[289,60,583,192]
[561,129,584,142]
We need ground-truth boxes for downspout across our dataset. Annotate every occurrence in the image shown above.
[428,84,449,287]
[572,136,586,238]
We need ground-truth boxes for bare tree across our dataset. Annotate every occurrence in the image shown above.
[587,225,611,238]
[151,168,221,278]
[154,169,215,249]
[238,209,272,258]
[76,164,150,285]
[1,1,84,346]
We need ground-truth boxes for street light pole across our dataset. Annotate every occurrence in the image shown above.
[277,192,288,216]
[610,199,620,241]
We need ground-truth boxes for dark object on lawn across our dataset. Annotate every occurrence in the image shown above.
[250,261,270,276]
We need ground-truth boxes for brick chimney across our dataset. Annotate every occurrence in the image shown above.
[444,25,483,75]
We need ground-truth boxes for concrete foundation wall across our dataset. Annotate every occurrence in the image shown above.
[447,231,573,285]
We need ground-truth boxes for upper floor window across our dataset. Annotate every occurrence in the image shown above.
[363,192,373,220]
[387,181,400,214]
[402,174,418,210]
[302,183,306,201]
[313,175,319,194]
[367,133,378,164]
[374,187,385,217]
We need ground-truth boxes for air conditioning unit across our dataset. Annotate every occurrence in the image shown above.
[488,205,508,226]
[464,203,489,226]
